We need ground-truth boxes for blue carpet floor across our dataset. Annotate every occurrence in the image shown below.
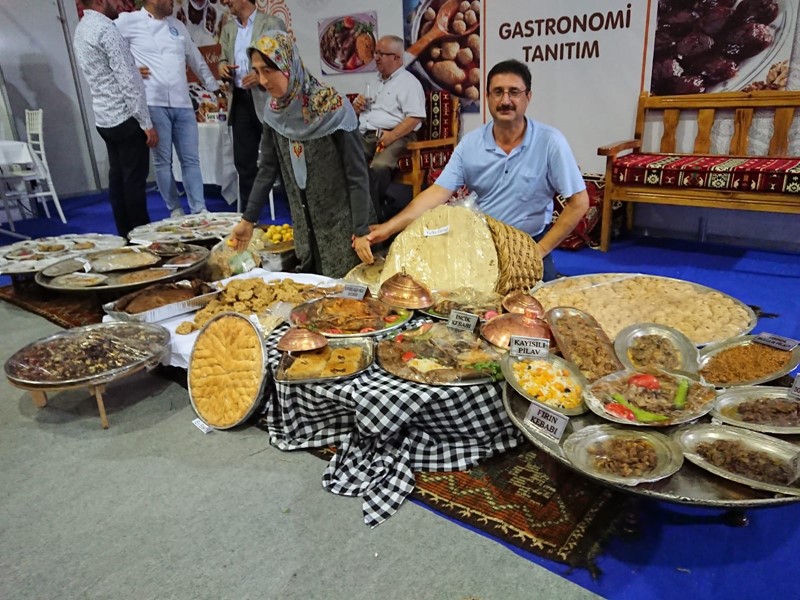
[3,189,800,599]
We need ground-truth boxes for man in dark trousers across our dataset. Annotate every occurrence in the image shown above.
[219,0,285,213]
[73,0,157,237]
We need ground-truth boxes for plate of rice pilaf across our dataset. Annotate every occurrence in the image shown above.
[501,353,589,415]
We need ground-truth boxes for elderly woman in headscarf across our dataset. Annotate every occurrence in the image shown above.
[230,31,373,278]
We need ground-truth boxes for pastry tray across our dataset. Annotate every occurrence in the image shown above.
[274,337,375,384]
[103,288,220,323]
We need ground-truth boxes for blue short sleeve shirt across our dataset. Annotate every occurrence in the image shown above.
[435,117,585,236]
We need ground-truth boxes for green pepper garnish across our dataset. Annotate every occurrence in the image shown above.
[612,393,669,423]
[673,379,689,409]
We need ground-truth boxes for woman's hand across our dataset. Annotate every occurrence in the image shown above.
[230,220,255,253]
[353,235,374,264]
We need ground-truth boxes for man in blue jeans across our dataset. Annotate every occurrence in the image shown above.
[116,0,221,217]
[363,59,589,281]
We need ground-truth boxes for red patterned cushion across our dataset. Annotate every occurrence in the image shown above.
[612,154,800,193]
[552,176,622,250]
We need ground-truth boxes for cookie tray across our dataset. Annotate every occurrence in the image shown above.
[103,289,220,323]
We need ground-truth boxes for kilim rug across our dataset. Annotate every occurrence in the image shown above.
[0,284,106,328]
[304,443,624,576]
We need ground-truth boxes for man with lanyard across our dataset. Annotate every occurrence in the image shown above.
[73,0,158,237]
[363,59,589,282]
[116,0,222,217]
[351,35,425,221]
[218,0,285,214]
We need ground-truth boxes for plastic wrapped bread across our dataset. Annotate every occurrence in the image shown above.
[380,205,499,294]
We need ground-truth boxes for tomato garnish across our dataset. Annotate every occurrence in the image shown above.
[418,322,433,333]
[401,351,416,362]
[484,310,499,320]
[394,334,405,344]
[325,328,343,334]
[605,403,636,421]
[627,373,661,390]
[360,327,376,333]
[384,314,400,323]
[342,16,355,28]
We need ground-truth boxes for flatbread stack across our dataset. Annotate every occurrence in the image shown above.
[380,205,543,295]
[189,313,265,429]
[381,205,500,294]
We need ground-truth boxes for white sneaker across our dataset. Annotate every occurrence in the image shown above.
[170,207,185,218]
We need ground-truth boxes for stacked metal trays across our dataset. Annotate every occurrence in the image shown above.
[0,234,126,275]
[127,212,242,243]
[698,335,800,387]
[4,322,170,388]
[35,244,209,292]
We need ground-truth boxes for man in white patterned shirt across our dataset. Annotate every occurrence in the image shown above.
[74,0,157,237]
[116,0,222,217]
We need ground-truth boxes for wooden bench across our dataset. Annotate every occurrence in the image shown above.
[348,90,460,197]
[597,90,800,251]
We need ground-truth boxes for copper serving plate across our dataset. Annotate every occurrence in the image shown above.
[481,311,550,349]
[276,327,328,352]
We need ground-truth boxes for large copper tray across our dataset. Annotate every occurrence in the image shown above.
[503,384,800,508]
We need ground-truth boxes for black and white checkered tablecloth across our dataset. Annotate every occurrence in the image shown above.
[261,322,521,527]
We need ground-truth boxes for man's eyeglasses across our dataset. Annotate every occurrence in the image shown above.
[488,88,528,100]
[375,51,400,58]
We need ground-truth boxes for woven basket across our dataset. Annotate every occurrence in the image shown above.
[484,215,543,295]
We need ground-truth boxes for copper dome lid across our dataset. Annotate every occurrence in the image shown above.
[276,327,328,352]
[378,270,433,310]
[480,309,550,349]
[501,289,544,317]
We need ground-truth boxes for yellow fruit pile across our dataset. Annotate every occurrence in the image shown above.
[262,223,293,244]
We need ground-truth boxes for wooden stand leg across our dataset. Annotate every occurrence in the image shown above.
[29,390,48,408]
[92,384,109,430]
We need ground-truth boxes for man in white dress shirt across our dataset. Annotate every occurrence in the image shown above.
[351,35,425,220]
[116,0,222,216]
[74,0,157,237]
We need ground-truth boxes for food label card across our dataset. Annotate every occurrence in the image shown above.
[447,310,479,332]
[754,333,799,352]
[790,374,800,400]
[341,284,368,300]
[424,225,450,237]
[524,402,569,441]
[510,336,550,357]
[192,418,214,434]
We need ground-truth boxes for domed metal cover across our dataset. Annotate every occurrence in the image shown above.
[378,271,433,310]
[276,327,328,352]
[501,289,544,317]
[480,311,550,349]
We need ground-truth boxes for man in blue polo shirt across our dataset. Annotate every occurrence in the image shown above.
[364,59,588,281]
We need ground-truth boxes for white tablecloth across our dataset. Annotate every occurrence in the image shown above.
[172,122,238,206]
[102,269,334,369]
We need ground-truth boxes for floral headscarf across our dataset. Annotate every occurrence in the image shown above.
[248,32,357,189]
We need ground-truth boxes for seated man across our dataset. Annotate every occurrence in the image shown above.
[351,35,425,221]
[363,59,589,282]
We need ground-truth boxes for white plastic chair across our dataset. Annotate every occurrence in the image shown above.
[3,109,67,224]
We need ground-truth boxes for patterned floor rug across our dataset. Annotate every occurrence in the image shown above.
[0,283,107,329]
